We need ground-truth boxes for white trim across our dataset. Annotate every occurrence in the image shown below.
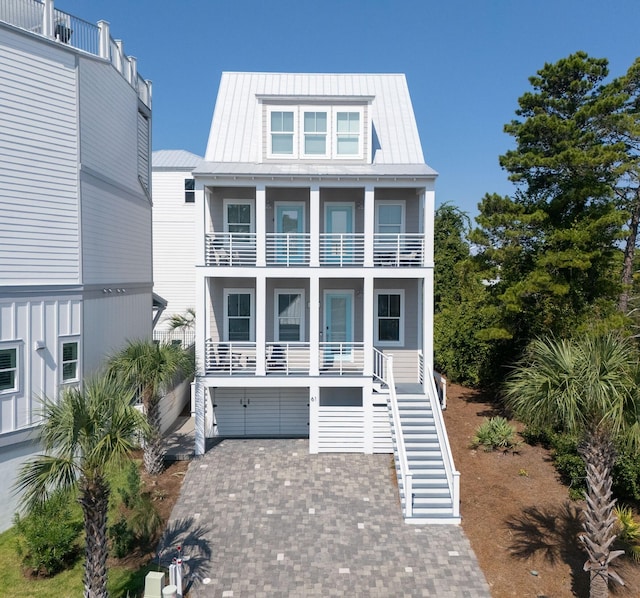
[374,289,405,347]
[375,200,406,234]
[59,336,81,385]
[223,289,255,342]
[274,289,306,342]
[0,342,20,395]
[223,198,255,233]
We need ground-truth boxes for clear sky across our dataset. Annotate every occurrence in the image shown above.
[60,0,640,218]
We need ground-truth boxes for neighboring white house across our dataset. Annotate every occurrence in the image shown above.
[193,72,460,523]
[0,1,153,531]
[151,150,202,343]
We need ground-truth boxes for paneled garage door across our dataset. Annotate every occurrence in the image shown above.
[213,388,309,436]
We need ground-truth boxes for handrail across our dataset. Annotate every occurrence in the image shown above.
[427,367,460,519]
[383,354,413,518]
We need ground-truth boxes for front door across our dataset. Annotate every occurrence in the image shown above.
[275,203,304,263]
[324,291,353,362]
[325,203,354,264]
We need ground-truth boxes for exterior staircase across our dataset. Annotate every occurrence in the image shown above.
[389,392,460,524]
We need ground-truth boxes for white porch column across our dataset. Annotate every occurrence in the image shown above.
[195,182,206,267]
[309,275,320,376]
[363,275,374,375]
[423,275,433,373]
[255,275,266,375]
[97,21,110,59]
[423,185,435,266]
[43,0,54,38]
[310,185,320,267]
[194,378,205,455]
[256,185,266,267]
[363,185,375,268]
[309,385,320,453]
[363,385,374,454]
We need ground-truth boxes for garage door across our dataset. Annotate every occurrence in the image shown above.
[214,388,308,436]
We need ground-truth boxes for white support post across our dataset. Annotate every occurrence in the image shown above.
[97,20,110,59]
[363,385,374,454]
[194,378,205,456]
[364,185,375,267]
[309,276,319,376]
[195,182,206,267]
[114,40,124,75]
[256,185,266,267]
[255,275,266,375]
[363,276,373,375]
[309,385,319,453]
[128,56,138,86]
[310,186,320,267]
[43,0,54,38]
[423,275,433,373]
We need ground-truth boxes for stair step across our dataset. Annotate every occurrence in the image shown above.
[406,450,442,459]
[409,506,455,517]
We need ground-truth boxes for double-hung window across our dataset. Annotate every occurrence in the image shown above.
[270,111,295,155]
[275,290,304,342]
[61,340,79,383]
[336,111,361,156]
[0,346,18,393]
[303,111,327,156]
[375,290,404,346]
[224,290,254,342]
[184,179,195,203]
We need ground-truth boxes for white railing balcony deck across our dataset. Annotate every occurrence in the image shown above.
[205,233,257,266]
[205,340,256,375]
[266,233,310,266]
[319,233,365,266]
[266,342,310,374]
[318,342,365,375]
[374,234,425,267]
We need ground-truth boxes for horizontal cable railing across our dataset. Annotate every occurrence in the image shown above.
[266,233,310,265]
[374,233,425,267]
[319,233,364,266]
[205,340,256,375]
[205,233,257,266]
[266,342,310,374]
[318,342,364,374]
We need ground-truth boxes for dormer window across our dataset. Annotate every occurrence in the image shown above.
[270,111,295,155]
[303,111,327,156]
[336,112,360,155]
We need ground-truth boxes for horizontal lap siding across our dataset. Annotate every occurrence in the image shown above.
[317,406,364,452]
[372,402,392,453]
[0,28,79,284]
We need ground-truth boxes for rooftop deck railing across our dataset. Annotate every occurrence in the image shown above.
[0,0,151,108]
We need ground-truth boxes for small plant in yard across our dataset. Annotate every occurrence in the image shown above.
[518,468,529,477]
[471,416,520,452]
[614,505,640,562]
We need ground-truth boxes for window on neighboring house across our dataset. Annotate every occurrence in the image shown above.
[0,346,18,393]
[61,341,79,383]
[184,178,195,203]
[225,290,254,342]
[275,290,304,341]
[270,111,295,155]
[336,111,360,156]
[375,291,404,346]
[303,111,327,155]
[137,111,150,192]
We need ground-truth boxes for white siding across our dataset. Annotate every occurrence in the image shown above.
[0,28,79,284]
[152,170,197,331]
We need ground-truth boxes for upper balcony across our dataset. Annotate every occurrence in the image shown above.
[0,0,151,108]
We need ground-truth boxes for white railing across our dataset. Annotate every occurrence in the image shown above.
[266,233,310,265]
[372,347,387,385]
[0,0,151,108]
[374,233,425,267]
[318,342,364,374]
[434,370,447,410]
[153,329,195,348]
[205,340,256,375]
[319,233,365,266]
[418,350,425,386]
[266,342,310,374]
[383,354,413,518]
[205,233,257,266]
[427,368,459,519]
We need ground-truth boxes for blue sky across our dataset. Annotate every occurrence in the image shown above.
[61,0,640,218]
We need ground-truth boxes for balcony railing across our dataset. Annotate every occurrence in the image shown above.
[205,340,256,375]
[318,342,364,375]
[266,233,310,266]
[205,233,257,266]
[266,342,310,374]
[374,234,425,267]
[319,233,365,266]
[0,0,151,108]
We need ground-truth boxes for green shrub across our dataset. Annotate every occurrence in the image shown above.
[553,453,586,499]
[612,450,640,502]
[117,461,141,509]
[108,517,136,559]
[614,505,640,562]
[471,416,519,452]
[14,492,81,576]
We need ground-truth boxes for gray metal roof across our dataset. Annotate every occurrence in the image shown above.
[203,72,430,171]
[152,150,203,170]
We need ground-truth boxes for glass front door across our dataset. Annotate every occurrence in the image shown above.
[276,203,304,263]
[324,291,353,361]
[325,204,354,264]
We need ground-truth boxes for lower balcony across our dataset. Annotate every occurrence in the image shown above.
[204,340,365,376]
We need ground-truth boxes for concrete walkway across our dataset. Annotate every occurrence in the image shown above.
[162,439,491,597]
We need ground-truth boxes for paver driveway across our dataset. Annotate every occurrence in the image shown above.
[162,438,491,597]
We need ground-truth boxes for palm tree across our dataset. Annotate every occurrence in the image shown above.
[166,307,196,332]
[504,333,640,598]
[15,375,148,598]
[108,339,195,475]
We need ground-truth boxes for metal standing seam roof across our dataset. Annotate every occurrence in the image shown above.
[202,72,431,170]
[152,149,203,170]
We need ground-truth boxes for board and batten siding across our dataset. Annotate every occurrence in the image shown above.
[0,28,79,284]
[152,171,196,331]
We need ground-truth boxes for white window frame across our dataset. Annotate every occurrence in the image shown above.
[267,107,297,158]
[0,343,20,395]
[184,178,195,203]
[223,199,255,234]
[333,107,364,159]
[223,289,255,342]
[375,200,405,234]
[59,337,80,384]
[274,289,305,342]
[301,108,329,158]
[374,290,405,347]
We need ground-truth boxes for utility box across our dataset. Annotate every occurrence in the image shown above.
[144,571,166,598]
[162,585,178,598]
